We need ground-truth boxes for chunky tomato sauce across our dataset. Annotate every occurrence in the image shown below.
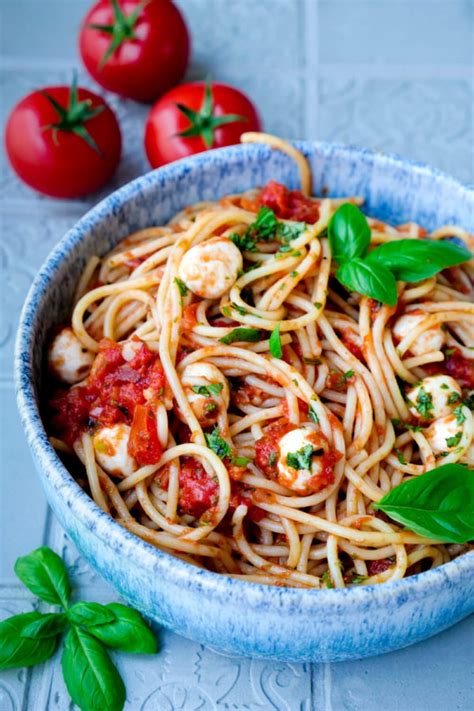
[241,180,320,224]
[255,420,296,477]
[49,338,166,467]
[424,348,474,389]
[177,458,218,518]
[368,558,394,576]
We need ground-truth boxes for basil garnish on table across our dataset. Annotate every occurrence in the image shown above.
[373,464,474,543]
[0,547,158,711]
[328,203,471,305]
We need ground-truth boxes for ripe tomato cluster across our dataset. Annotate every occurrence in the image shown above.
[4,0,261,199]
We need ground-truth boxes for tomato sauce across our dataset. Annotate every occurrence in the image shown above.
[49,338,167,459]
[368,558,394,576]
[424,348,474,389]
[181,303,199,332]
[241,181,320,224]
[177,458,218,518]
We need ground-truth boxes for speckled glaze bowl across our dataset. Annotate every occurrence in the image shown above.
[15,142,474,662]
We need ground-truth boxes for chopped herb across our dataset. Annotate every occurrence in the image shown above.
[321,570,334,589]
[278,246,302,256]
[290,271,298,278]
[314,302,323,309]
[230,302,249,316]
[204,402,217,413]
[191,383,224,397]
[231,456,251,467]
[205,427,231,459]
[463,393,474,410]
[396,449,407,465]
[277,220,307,244]
[268,451,277,467]
[269,323,283,358]
[445,348,456,356]
[416,387,434,419]
[253,206,279,240]
[342,370,355,381]
[286,444,315,470]
[446,432,462,448]
[219,327,261,345]
[174,277,188,296]
[351,574,368,584]
[308,407,319,424]
[391,419,423,433]
[303,357,322,366]
[230,232,257,253]
[454,405,466,425]
[221,305,231,318]
[440,383,449,390]
[448,391,461,404]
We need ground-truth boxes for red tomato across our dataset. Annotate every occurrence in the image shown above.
[5,82,121,198]
[128,403,163,466]
[145,81,262,167]
[241,181,320,223]
[79,0,190,102]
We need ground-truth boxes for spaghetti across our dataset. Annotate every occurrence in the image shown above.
[46,134,474,589]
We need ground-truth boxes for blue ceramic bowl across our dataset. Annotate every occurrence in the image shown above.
[15,141,474,662]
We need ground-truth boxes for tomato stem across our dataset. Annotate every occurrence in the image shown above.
[41,74,104,153]
[176,82,247,148]
[88,0,150,69]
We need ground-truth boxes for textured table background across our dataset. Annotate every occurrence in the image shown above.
[1,1,473,709]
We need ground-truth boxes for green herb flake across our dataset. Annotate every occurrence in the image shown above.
[269,323,283,359]
[219,327,261,345]
[303,357,322,366]
[440,383,449,390]
[174,277,188,297]
[191,383,224,397]
[446,432,462,448]
[454,405,466,425]
[448,391,461,404]
[396,449,407,465]
[268,451,277,467]
[351,574,368,585]
[290,271,298,278]
[321,570,334,589]
[205,427,231,459]
[231,302,249,316]
[416,387,434,419]
[391,419,423,433]
[286,444,315,470]
[314,302,323,309]
[231,456,251,467]
[343,370,355,381]
[308,407,319,424]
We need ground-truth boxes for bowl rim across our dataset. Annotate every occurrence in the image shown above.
[14,139,474,610]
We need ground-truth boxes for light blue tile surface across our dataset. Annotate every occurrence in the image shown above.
[0,0,473,708]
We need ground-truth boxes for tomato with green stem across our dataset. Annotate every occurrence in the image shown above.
[145,81,262,168]
[4,77,121,199]
[79,0,190,102]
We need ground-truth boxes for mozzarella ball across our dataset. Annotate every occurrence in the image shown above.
[92,424,137,478]
[277,427,330,495]
[425,415,463,455]
[48,327,94,384]
[180,362,230,424]
[178,237,243,299]
[407,375,462,421]
[393,313,445,356]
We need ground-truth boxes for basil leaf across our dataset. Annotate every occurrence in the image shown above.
[205,427,231,459]
[21,613,67,639]
[328,203,371,264]
[252,206,278,239]
[0,612,59,669]
[269,323,283,358]
[219,327,261,345]
[365,239,471,282]
[14,547,71,607]
[62,626,126,711]
[230,232,257,252]
[373,464,474,543]
[86,603,157,654]
[336,259,398,306]
[68,602,116,627]
[287,444,314,470]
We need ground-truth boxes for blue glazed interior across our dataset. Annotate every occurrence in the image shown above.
[14,142,474,662]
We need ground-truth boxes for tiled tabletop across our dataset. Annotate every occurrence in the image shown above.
[1,1,473,709]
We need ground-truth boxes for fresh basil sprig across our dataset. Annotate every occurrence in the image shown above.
[0,547,158,711]
[373,464,474,543]
[328,203,471,305]
[205,426,231,459]
[232,206,306,253]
